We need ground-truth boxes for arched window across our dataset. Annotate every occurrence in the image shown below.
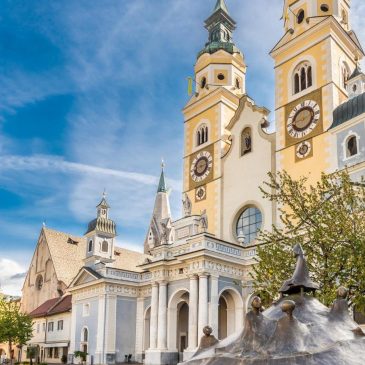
[83,328,88,342]
[88,240,93,252]
[196,124,208,146]
[293,62,313,94]
[101,240,109,252]
[346,135,358,157]
[45,260,52,282]
[36,275,43,290]
[241,128,252,156]
[236,206,262,245]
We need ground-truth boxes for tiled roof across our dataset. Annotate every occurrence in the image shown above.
[330,92,365,129]
[114,247,148,273]
[48,295,72,315]
[43,228,86,286]
[29,297,60,318]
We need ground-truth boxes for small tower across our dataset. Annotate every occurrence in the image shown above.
[346,64,365,99]
[144,162,173,253]
[84,192,117,268]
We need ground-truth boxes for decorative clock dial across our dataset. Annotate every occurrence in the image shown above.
[296,141,312,159]
[195,186,206,201]
[190,151,213,182]
[287,100,320,139]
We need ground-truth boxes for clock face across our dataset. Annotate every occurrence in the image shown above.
[287,100,320,139]
[190,151,213,182]
[296,141,312,159]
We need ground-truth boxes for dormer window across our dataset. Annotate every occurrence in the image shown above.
[197,124,209,146]
[346,135,358,158]
[297,9,305,24]
[293,62,312,94]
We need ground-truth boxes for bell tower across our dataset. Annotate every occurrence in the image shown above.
[271,0,363,183]
[182,0,246,238]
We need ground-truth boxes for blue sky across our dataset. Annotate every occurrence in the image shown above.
[1,0,365,295]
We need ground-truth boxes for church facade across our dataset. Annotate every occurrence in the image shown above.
[22,1,365,365]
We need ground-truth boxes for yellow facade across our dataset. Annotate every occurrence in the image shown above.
[183,50,245,237]
[272,0,362,184]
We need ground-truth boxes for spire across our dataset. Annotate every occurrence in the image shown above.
[198,0,241,58]
[97,189,110,209]
[157,160,167,193]
[213,0,229,14]
[144,163,173,253]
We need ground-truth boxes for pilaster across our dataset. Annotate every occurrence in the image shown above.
[188,275,199,350]
[135,297,145,363]
[209,274,219,336]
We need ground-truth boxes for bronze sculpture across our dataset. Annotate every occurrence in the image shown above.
[181,244,365,365]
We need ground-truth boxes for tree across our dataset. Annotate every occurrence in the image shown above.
[0,297,33,363]
[252,170,365,311]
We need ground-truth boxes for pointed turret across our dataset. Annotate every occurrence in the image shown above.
[198,0,242,58]
[144,163,173,253]
[84,192,116,267]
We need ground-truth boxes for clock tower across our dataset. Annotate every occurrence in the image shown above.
[182,0,246,237]
[271,0,364,182]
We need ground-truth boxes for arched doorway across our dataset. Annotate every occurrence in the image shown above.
[218,289,244,339]
[177,302,189,353]
[167,289,189,354]
[143,307,151,352]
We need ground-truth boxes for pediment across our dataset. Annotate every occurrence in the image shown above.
[69,267,102,288]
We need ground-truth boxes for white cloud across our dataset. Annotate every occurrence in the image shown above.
[0,258,27,296]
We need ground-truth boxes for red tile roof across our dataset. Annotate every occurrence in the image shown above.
[29,295,72,318]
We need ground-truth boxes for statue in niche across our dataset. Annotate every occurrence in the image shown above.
[182,193,192,217]
[241,127,252,156]
[200,209,208,233]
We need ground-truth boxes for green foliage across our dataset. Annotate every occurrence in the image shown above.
[74,351,87,362]
[252,170,365,310]
[0,298,33,358]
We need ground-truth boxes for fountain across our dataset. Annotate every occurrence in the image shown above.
[180,244,365,365]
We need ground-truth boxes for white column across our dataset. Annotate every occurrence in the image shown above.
[95,294,106,364]
[188,275,198,350]
[198,274,209,337]
[149,282,159,350]
[69,299,77,355]
[104,295,117,354]
[209,275,219,337]
[135,298,145,362]
[157,281,168,350]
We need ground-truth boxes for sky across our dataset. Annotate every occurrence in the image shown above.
[1,0,365,296]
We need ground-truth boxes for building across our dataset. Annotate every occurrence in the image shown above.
[21,1,365,365]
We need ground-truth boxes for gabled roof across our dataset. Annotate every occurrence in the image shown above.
[47,295,72,315]
[29,295,72,318]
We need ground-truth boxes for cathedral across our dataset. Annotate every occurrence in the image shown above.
[22,1,365,365]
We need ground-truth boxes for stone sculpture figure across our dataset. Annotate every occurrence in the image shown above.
[199,209,208,233]
[193,326,219,357]
[182,193,192,217]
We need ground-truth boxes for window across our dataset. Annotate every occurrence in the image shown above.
[196,124,209,146]
[235,78,240,89]
[101,240,109,252]
[88,240,93,252]
[48,348,53,358]
[83,303,90,317]
[57,320,64,331]
[37,323,40,333]
[241,128,252,156]
[217,73,225,81]
[83,328,89,342]
[200,77,207,89]
[320,4,329,12]
[43,323,46,332]
[293,62,313,94]
[36,275,43,290]
[236,207,262,245]
[54,348,59,359]
[346,135,358,157]
[297,9,305,24]
[48,322,54,332]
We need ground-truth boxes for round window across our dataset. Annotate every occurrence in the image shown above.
[297,10,305,24]
[236,207,262,245]
[320,4,329,12]
[217,73,225,81]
